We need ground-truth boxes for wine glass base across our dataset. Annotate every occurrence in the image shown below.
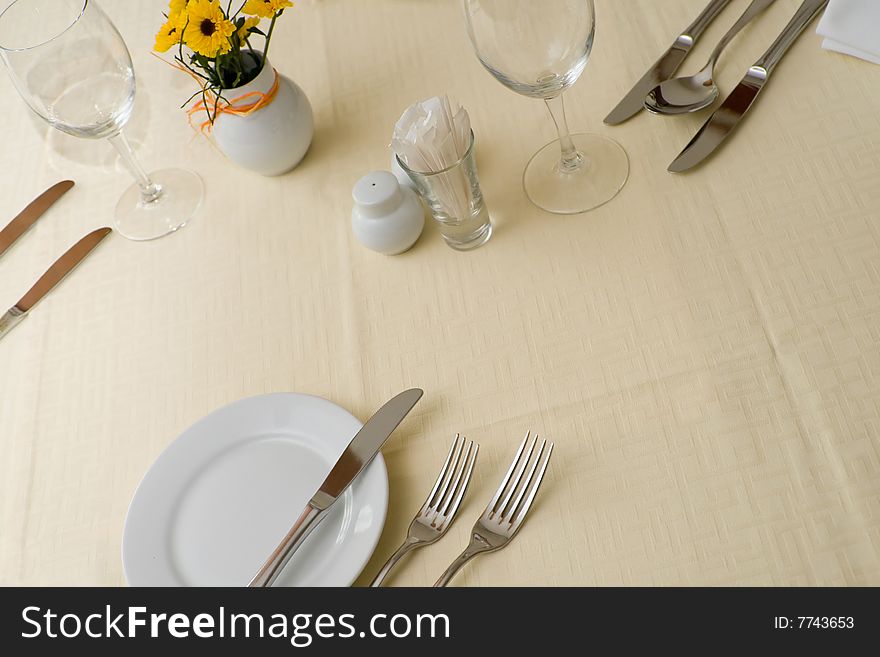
[523,133,629,214]
[114,168,204,241]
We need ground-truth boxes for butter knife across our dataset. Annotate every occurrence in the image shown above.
[0,227,112,341]
[0,180,75,258]
[669,0,829,173]
[605,0,734,125]
[248,388,423,587]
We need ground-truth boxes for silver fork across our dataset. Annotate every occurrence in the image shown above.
[434,431,553,587]
[370,434,478,587]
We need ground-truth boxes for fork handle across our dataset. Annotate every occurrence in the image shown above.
[370,537,420,587]
[433,542,490,587]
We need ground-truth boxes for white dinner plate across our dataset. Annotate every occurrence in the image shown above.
[122,393,388,586]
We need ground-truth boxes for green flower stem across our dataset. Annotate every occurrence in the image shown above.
[261,13,279,66]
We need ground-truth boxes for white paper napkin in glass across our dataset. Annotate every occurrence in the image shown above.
[817,0,880,65]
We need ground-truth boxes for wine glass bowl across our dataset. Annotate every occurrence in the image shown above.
[0,0,134,139]
[0,0,202,241]
[463,0,594,99]
[462,0,628,214]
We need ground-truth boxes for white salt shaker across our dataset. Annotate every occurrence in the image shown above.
[351,171,424,255]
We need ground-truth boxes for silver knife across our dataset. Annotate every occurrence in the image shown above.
[605,0,735,125]
[669,0,829,173]
[0,227,112,341]
[249,388,424,587]
[0,180,75,258]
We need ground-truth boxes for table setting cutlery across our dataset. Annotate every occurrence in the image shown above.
[605,0,831,172]
[123,390,421,587]
[645,0,778,115]
[604,0,735,125]
[371,434,479,587]
[0,227,112,341]
[122,379,557,587]
[435,431,553,587]
[249,388,423,587]
[0,181,74,259]
[669,0,830,173]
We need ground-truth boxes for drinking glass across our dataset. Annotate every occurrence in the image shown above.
[0,0,203,241]
[397,131,493,251]
[462,0,628,214]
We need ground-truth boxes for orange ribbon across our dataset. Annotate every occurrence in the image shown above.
[187,70,280,134]
[153,54,280,135]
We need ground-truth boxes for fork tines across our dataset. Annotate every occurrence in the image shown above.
[433,430,554,586]
[371,433,479,587]
[484,431,553,533]
[420,433,479,530]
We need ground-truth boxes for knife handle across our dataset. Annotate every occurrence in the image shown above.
[755,0,828,75]
[684,0,735,41]
[248,504,323,587]
[0,307,25,341]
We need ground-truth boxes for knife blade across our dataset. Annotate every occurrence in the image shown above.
[249,388,424,587]
[0,180,75,258]
[605,0,735,125]
[0,227,112,341]
[669,0,828,173]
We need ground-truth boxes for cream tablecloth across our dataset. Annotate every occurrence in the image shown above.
[0,0,878,586]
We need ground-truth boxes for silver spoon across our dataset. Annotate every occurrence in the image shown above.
[645,0,777,115]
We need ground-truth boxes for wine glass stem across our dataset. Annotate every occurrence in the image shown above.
[544,94,584,173]
[107,131,163,204]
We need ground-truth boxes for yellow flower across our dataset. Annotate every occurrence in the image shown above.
[242,0,293,19]
[236,16,260,42]
[167,0,191,26]
[183,0,235,58]
[154,17,183,52]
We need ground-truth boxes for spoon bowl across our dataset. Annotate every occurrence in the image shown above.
[644,0,777,115]
[645,66,719,114]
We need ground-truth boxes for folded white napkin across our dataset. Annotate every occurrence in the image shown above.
[817,0,880,64]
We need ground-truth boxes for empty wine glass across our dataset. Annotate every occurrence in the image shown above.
[462,0,628,214]
[0,0,203,241]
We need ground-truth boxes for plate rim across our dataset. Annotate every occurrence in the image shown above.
[121,391,389,587]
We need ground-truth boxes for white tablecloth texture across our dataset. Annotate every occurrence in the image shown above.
[0,0,878,586]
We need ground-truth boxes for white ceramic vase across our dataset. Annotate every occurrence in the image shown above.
[211,54,314,176]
